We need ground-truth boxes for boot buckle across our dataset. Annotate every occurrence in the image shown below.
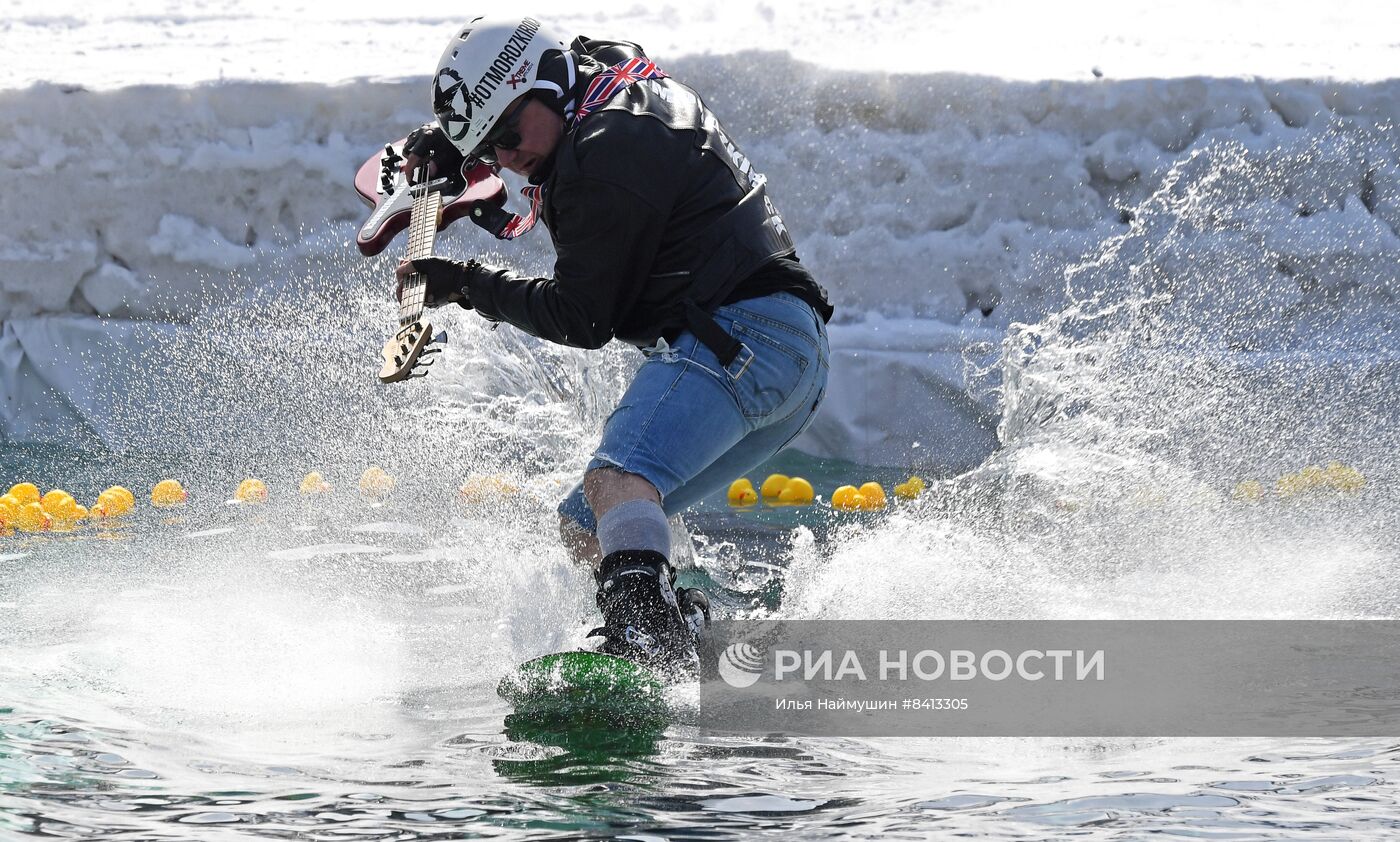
[624,626,662,656]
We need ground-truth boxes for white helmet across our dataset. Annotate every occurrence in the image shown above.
[431,15,572,160]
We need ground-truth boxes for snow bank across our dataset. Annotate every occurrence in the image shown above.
[7,0,1397,88]
[2,55,1398,466]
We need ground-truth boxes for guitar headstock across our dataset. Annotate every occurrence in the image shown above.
[378,320,447,383]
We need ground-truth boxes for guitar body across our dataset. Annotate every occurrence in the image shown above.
[353,138,507,257]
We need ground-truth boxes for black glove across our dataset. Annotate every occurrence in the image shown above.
[403,123,466,190]
[411,257,483,310]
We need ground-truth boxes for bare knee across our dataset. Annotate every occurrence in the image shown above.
[584,467,660,521]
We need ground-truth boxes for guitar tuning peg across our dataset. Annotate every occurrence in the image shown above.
[432,330,448,345]
[416,357,435,369]
[419,347,441,358]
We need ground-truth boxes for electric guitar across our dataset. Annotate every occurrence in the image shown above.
[353,139,506,383]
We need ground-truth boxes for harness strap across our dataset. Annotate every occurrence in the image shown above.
[683,299,744,368]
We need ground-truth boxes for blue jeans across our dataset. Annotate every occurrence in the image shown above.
[559,292,830,533]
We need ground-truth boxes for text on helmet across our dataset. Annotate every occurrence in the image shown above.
[469,18,543,112]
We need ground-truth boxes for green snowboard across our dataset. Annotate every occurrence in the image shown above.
[498,651,670,726]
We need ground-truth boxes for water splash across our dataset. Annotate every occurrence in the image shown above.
[783,122,1400,622]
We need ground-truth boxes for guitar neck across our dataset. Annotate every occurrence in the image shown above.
[399,183,444,326]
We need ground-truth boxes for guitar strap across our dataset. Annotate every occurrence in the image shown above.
[468,58,668,240]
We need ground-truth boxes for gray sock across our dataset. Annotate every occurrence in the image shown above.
[597,499,672,559]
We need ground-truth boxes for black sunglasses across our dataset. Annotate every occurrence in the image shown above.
[469,96,530,164]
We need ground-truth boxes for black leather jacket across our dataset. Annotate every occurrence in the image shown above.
[465,38,831,349]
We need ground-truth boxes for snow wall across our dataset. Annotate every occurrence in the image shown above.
[3,52,1399,469]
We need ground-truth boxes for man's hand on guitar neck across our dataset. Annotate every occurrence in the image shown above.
[396,256,484,309]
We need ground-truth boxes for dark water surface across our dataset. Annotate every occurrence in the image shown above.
[2,462,1399,841]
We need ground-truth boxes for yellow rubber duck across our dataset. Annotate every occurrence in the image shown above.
[830,485,864,511]
[1299,465,1326,490]
[359,466,395,497]
[151,479,187,507]
[92,486,135,518]
[760,474,790,500]
[104,486,136,512]
[299,472,332,495]
[777,477,815,505]
[893,475,926,500]
[858,482,887,510]
[14,501,52,532]
[459,474,520,506]
[235,478,268,504]
[1324,461,1365,493]
[105,492,131,516]
[41,489,71,510]
[8,482,40,506]
[1232,479,1265,502]
[727,477,758,506]
[90,495,116,519]
[1276,462,1367,498]
[41,490,82,524]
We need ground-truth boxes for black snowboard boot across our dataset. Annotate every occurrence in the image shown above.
[590,550,701,679]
